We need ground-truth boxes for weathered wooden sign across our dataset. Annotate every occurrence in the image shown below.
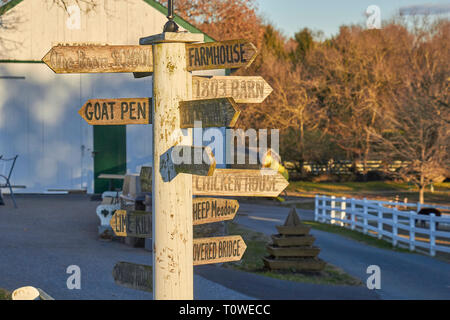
[192,76,273,104]
[78,98,151,125]
[193,198,239,225]
[160,146,216,182]
[193,169,289,197]
[186,40,258,71]
[193,236,247,266]
[110,210,151,238]
[179,98,240,128]
[112,262,152,293]
[42,45,153,74]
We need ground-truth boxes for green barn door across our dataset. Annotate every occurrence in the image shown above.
[93,125,127,194]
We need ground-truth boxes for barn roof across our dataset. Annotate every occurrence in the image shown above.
[0,0,214,42]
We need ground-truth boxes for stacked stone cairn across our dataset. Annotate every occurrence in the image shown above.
[263,208,326,272]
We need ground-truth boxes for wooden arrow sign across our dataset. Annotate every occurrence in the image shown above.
[110,210,151,238]
[193,235,247,266]
[112,262,152,293]
[193,169,289,197]
[193,198,239,225]
[179,98,240,129]
[192,76,273,104]
[79,98,151,125]
[42,45,153,74]
[160,146,216,182]
[186,40,258,71]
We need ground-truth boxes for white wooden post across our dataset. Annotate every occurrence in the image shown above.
[377,202,383,239]
[350,198,356,230]
[145,32,203,300]
[314,195,319,222]
[321,195,327,223]
[409,211,415,251]
[340,197,346,227]
[429,213,436,256]
[331,195,336,224]
[363,198,368,234]
[392,210,398,247]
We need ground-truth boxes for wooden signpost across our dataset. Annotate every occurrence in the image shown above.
[112,262,153,293]
[193,198,239,225]
[179,98,240,128]
[43,1,280,298]
[186,40,257,71]
[110,210,151,238]
[42,45,153,74]
[192,76,273,104]
[193,235,247,266]
[78,98,151,125]
[193,169,289,198]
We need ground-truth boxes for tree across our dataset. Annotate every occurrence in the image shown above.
[368,20,450,203]
[160,0,263,45]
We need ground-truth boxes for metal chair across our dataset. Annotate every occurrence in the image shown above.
[0,155,19,208]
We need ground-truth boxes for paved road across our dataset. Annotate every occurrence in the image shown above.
[236,202,450,300]
[0,195,253,300]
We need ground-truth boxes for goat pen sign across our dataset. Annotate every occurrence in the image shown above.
[79,98,151,125]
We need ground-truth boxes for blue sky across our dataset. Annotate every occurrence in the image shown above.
[255,0,450,38]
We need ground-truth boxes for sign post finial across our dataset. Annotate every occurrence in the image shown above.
[163,0,179,32]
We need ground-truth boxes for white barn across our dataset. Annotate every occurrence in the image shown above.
[0,0,223,194]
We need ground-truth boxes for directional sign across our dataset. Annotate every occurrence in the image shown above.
[42,45,153,74]
[112,262,152,293]
[192,169,289,197]
[78,98,151,125]
[192,76,273,104]
[179,98,240,129]
[193,198,239,225]
[193,235,247,266]
[186,40,258,71]
[160,146,216,182]
[110,210,151,238]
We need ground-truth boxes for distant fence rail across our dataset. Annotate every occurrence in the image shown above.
[284,160,409,175]
[314,195,450,256]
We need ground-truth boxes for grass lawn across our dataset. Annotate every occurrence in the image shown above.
[225,222,363,286]
[0,288,11,300]
[287,181,450,205]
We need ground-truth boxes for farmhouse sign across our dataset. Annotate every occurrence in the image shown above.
[193,169,289,197]
[186,40,257,71]
[193,236,247,266]
[42,45,153,74]
[110,210,151,238]
[192,76,273,104]
[179,98,240,128]
[78,98,151,125]
[193,198,239,225]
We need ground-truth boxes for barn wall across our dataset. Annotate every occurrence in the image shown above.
[0,62,154,193]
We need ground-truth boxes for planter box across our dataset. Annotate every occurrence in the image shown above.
[263,257,326,271]
[266,245,320,257]
[271,235,315,247]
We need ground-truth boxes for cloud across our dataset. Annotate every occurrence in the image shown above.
[399,4,450,16]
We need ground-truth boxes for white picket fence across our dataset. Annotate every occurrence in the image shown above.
[314,195,450,256]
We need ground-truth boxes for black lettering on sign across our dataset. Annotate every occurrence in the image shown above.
[85,102,93,120]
